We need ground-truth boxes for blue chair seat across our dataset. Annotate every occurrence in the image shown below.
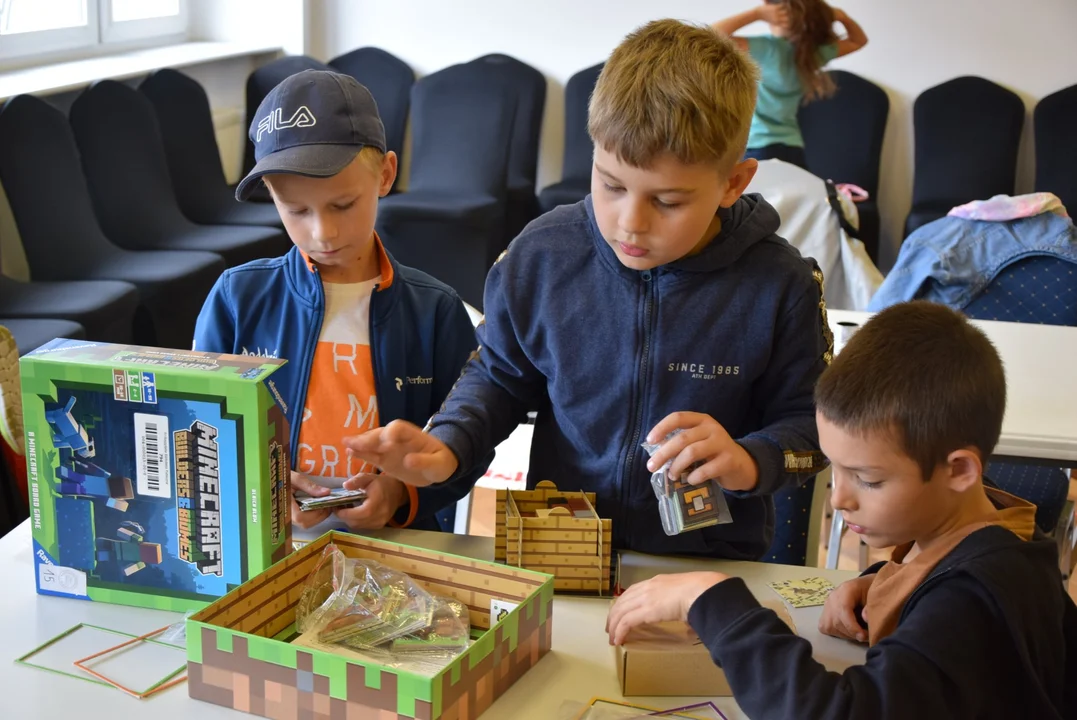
[539,178,591,214]
[764,476,817,566]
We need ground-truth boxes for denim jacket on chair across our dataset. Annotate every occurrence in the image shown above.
[870,212,1077,311]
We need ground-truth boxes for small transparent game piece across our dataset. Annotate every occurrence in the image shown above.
[642,430,733,536]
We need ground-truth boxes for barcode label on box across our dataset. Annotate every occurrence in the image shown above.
[134,413,171,498]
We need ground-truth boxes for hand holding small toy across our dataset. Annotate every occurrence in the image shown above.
[645,412,759,492]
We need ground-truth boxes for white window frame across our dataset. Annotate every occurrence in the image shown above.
[0,0,100,61]
[99,0,188,45]
[0,0,188,63]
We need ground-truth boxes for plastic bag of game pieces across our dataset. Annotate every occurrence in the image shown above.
[296,544,436,651]
[389,595,470,656]
[641,430,733,536]
[357,595,472,674]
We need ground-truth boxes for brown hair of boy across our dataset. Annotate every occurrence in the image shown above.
[815,301,1007,480]
[588,18,759,171]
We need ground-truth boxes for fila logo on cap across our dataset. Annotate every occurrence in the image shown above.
[256,105,317,141]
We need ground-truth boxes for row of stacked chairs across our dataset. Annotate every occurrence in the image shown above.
[245,52,1077,300]
[0,74,293,355]
[5,47,1075,352]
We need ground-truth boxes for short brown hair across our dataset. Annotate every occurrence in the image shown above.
[588,19,759,170]
[815,301,1006,480]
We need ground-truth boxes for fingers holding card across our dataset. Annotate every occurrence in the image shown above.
[294,487,368,512]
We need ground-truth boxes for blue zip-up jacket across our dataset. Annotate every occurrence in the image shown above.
[428,195,832,559]
[193,243,487,530]
[870,212,1077,311]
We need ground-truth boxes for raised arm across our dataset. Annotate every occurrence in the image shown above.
[832,7,868,57]
[712,4,788,52]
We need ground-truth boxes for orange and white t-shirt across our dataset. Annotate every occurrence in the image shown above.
[296,277,381,485]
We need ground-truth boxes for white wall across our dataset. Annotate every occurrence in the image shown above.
[189,0,309,56]
[309,0,1077,270]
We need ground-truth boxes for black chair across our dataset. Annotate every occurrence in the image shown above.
[962,255,1076,582]
[0,93,226,349]
[764,476,817,566]
[329,47,414,193]
[0,274,137,345]
[69,81,290,269]
[3,319,85,356]
[539,63,603,214]
[140,69,282,228]
[375,63,516,309]
[243,55,332,200]
[467,54,546,243]
[798,70,889,263]
[1034,84,1077,212]
[905,76,1024,238]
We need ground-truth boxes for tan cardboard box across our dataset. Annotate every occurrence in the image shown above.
[615,601,795,697]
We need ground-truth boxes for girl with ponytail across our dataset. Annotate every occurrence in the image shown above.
[713,1,868,169]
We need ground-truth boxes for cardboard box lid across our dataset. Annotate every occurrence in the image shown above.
[22,338,286,376]
[616,601,795,697]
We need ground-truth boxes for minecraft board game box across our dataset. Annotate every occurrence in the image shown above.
[21,339,292,612]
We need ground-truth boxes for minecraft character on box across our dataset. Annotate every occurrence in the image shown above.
[55,457,134,512]
[96,525,163,577]
[45,396,96,458]
[23,337,292,610]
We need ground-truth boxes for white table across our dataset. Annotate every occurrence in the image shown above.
[1,521,862,719]
[828,309,1077,465]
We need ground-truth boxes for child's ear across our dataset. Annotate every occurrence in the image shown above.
[719,157,758,208]
[379,151,399,197]
[944,447,983,493]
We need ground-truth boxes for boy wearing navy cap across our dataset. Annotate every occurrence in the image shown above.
[195,69,484,535]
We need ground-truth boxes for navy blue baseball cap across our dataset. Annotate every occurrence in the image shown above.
[236,69,387,200]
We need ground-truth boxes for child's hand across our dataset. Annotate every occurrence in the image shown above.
[818,573,873,643]
[332,474,409,530]
[758,2,790,27]
[606,572,730,646]
[290,471,332,529]
[343,419,459,487]
[645,412,759,492]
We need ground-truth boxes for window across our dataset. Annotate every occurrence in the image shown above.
[100,0,186,44]
[110,0,180,23]
[1,0,88,34]
[0,0,187,61]
[0,0,98,58]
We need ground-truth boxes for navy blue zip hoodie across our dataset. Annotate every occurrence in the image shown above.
[689,524,1077,719]
[428,194,831,558]
[194,243,489,529]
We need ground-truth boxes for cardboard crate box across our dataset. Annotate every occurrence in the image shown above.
[187,531,555,720]
[21,339,291,611]
[616,600,795,696]
[495,480,612,594]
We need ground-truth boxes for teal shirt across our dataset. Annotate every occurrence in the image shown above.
[746,36,838,149]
